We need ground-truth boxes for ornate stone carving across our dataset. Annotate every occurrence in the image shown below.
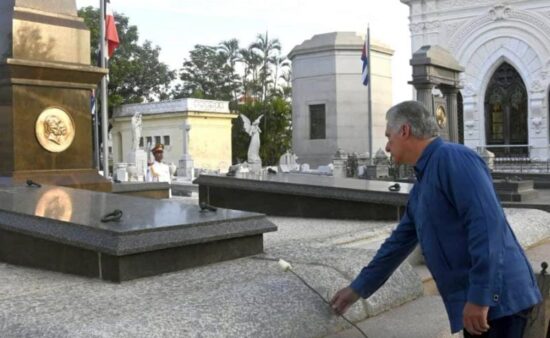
[426,1,437,13]
[489,4,512,21]
[410,23,424,34]
[463,83,476,97]
[449,7,550,54]
[425,21,441,30]
[531,116,543,134]
[508,11,550,35]
[445,21,466,41]
[449,15,492,53]
[530,79,545,93]
[409,21,440,34]
[35,107,75,153]
[439,0,520,10]
[465,120,476,135]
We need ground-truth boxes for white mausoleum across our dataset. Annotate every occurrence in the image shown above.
[111,98,237,172]
[289,32,394,166]
[402,0,550,160]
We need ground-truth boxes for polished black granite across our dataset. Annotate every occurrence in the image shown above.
[0,184,276,281]
[195,173,412,220]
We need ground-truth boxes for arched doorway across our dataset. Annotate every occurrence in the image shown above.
[484,62,528,156]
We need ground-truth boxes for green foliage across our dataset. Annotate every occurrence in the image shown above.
[172,44,239,101]
[78,7,175,111]
[233,97,292,166]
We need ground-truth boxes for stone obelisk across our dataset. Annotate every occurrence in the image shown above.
[0,0,111,191]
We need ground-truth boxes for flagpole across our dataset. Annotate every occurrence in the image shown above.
[99,0,110,177]
[367,25,373,165]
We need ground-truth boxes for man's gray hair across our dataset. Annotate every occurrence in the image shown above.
[386,101,439,138]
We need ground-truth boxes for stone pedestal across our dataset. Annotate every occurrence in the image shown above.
[178,155,194,179]
[366,164,390,179]
[493,179,538,202]
[115,163,128,182]
[479,148,495,171]
[127,149,147,181]
[332,149,348,178]
[248,161,262,174]
[0,0,110,191]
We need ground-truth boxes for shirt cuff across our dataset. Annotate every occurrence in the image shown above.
[349,276,370,299]
[467,285,496,306]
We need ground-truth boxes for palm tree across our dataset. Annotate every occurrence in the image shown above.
[250,31,281,102]
[218,39,240,101]
[238,47,262,101]
[279,69,292,101]
[218,39,240,70]
[272,55,290,96]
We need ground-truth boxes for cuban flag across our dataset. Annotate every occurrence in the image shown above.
[361,33,369,86]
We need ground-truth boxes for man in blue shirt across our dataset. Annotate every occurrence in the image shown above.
[330,101,541,337]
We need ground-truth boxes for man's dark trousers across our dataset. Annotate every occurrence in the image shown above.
[463,308,532,338]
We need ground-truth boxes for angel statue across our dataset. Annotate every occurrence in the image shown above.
[240,114,263,167]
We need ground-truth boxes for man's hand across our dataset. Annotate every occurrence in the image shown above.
[463,302,490,335]
[330,287,360,315]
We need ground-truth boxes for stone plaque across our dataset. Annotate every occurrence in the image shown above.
[435,105,447,128]
[35,107,76,153]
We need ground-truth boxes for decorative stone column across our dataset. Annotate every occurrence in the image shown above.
[440,85,460,143]
[177,121,194,180]
[409,45,464,143]
[414,83,435,115]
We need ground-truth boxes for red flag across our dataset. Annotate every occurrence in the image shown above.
[105,0,119,58]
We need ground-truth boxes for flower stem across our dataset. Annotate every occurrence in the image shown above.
[288,269,369,338]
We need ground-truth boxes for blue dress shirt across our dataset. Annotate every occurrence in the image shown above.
[350,137,541,333]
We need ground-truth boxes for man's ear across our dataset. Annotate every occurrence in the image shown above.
[401,124,411,138]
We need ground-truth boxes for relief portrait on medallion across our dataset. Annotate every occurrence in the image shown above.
[43,115,68,145]
[35,107,76,153]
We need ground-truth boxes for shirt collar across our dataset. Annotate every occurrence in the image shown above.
[414,137,443,180]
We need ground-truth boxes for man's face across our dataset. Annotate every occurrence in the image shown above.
[385,124,406,165]
[154,151,163,162]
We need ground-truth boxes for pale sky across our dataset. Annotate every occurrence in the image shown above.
[76,0,413,103]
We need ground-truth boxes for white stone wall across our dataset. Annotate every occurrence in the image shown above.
[402,0,550,159]
[291,50,338,166]
[290,32,394,166]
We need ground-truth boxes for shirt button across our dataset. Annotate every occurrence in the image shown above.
[493,294,499,302]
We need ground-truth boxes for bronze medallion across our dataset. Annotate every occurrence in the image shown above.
[35,107,75,153]
[435,105,447,128]
[35,188,73,222]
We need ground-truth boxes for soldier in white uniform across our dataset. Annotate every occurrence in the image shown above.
[146,143,171,183]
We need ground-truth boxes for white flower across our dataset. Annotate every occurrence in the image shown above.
[278,259,292,272]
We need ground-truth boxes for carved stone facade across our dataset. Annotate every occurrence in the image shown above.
[401,0,550,160]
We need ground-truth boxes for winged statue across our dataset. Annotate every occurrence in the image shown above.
[240,114,263,166]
